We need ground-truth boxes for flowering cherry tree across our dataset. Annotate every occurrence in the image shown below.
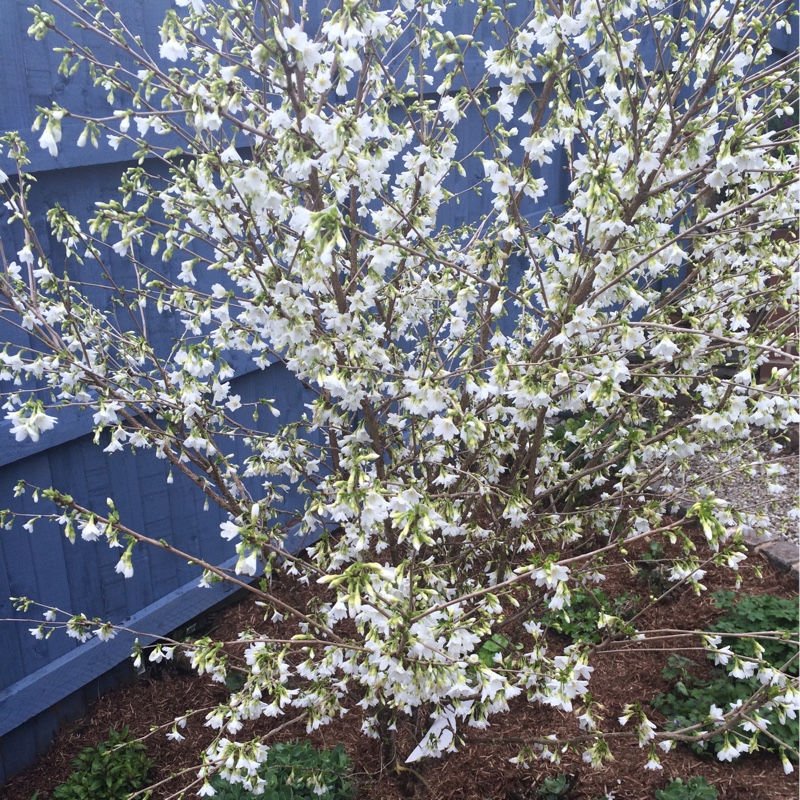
[2,0,798,792]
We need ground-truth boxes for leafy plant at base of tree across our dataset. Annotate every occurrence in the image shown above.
[1,0,797,788]
[654,776,718,800]
[477,633,512,667]
[50,727,152,800]
[635,541,674,595]
[651,592,800,762]
[209,742,355,800]
[541,587,640,643]
[651,662,798,760]
[710,591,799,676]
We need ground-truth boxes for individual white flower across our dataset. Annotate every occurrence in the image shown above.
[532,563,570,589]
[726,550,747,569]
[650,336,679,362]
[431,415,459,441]
[159,39,188,62]
[729,658,756,679]
[741,715,769,733]
[17,245,34,265]
[439,95,461,125]
[636,151,660,178]
[703,165,726,190]
[235,549,258,576]
[93,402,122,427]
[708,703,725,723]
[115,555,134,579]
[28,411,58,442]
[220,520,241,541]
[80,517,103,542]
[38,124,60,157]
[94,624,116,642]
[712,646,733,666]
[577,712,596,731]
[490,168,514,195]
[637,718,657,744]
[547,586,568,611]
[176,0,206,11]
[717,735,746,762]
[219,145,241,163]
[554,371,571,388]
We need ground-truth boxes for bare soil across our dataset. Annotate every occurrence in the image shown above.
[4,529,798,800]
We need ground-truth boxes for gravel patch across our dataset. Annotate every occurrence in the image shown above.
[654,402,799,546]
[690,438,799,545]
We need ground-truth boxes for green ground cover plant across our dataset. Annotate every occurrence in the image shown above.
[541,586,640,643]
[651,592,799,767]
[710,591,799,675]
[49,727,152,800]
[535,772,578,798]
[209,741,355,800]
[654,776,718,800]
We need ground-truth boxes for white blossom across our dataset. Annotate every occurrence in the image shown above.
[159,39,188,62]
[5,407,57,442]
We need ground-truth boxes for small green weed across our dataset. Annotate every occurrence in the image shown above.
[655,776,718,800]
[478,633,510,666]
[536,772,577,799]
[224,670,248,692]
[51,727,152,800]
[636,541,673,594]
[210,741,355,800]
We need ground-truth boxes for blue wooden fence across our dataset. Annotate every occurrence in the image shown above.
[0,1,321,781]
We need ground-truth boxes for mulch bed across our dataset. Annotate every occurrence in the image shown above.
[4,529,798,800]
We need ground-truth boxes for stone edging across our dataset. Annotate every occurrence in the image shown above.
[742,532,800,582]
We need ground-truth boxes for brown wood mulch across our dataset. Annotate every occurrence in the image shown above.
[3,530,798,800]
